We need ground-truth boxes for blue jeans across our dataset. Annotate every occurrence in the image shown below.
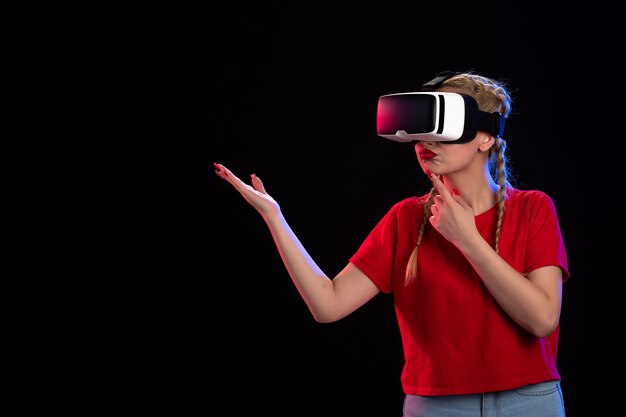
[403,380,566,417]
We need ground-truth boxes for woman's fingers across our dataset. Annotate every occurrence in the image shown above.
[213,162,225,178]
[214,162,238,184]
[251,173,267,194]
[430,174,454,203]
[214,162,247,190]
[214,162,269,200]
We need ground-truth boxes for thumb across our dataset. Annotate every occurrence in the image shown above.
[251,174,267,194]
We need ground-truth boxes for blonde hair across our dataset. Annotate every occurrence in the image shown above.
[405,72,513,283]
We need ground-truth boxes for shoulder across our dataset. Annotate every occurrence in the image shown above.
[390,195,429,216]
[506,187,558,215]
[370,195,429,226]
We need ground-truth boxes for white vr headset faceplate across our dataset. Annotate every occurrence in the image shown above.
[379,92,467,143]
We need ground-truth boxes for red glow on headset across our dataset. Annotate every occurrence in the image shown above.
[376,100,401,134]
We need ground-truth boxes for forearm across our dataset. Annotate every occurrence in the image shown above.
[213,164,373,322]
[460,237,559,337]
[263,211,337,321]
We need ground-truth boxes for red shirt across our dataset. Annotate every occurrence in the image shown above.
[349,188,570,395]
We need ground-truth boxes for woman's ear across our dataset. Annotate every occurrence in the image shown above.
[478,132,496,152]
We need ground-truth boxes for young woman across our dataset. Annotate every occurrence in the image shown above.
[213,71,569,417]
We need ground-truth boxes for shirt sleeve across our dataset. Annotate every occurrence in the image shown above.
[524,191,570,282]
[349,204,399,294]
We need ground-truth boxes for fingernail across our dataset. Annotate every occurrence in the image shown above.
[425,169,432,178]
[251,173,257,179]
[452,189,459,196]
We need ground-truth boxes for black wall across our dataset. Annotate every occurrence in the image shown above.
[111,2,625,416]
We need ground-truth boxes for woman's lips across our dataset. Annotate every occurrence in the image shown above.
[419,149,437,160]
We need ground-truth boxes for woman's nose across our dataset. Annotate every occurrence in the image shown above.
[414,140,437,148]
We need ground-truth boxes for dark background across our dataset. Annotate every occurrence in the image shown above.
[108,2,625,416]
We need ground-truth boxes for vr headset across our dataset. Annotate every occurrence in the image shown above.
[376,71,506,144]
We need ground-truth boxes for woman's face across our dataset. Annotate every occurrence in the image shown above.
[413,132,494,177]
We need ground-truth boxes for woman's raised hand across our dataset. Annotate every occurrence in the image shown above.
[428,174,479,250]
[213,162,280,219]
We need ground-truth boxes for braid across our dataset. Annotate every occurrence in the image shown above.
[492,137,510,253]
[405,187,437,283]
[444,72,513,254]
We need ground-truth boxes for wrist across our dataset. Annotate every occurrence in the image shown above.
[263,209,284,226]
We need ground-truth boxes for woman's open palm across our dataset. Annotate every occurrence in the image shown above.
[213,162,280,219]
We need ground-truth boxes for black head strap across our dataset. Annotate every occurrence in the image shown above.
[420,71,462,91]
[472,111,505,138]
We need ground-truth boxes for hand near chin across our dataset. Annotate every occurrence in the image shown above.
[213,162,281,219]
[428,175,479,249]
